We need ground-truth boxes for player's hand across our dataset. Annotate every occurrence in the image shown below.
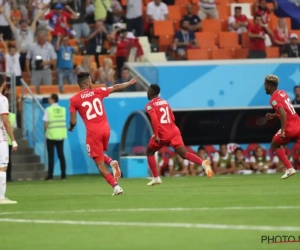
[280,131,285,138]
[68,126,73,132]
[154,135,160,143]
[12,141,18,152]
[266,113,275,120]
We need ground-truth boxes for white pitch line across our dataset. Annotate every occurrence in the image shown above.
[0,218,299,232]
[0,206,300,216]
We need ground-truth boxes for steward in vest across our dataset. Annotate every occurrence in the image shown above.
[43,93,67,181]
[6,112,16,182]
[212,144,236,174]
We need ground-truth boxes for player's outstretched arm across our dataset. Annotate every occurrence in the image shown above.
[68,112,77,132]
[108,77,137,93]
[266,113,276,120]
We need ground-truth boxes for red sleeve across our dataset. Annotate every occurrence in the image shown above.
[64,11,72,19]
[44,11,54,20]
[271,95,283,112]
[69,98,77,113]
[95,87,110,98]
[248,24,253,32]
[145,104,159,136]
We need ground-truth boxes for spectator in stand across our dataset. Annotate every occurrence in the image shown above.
[94,0,114,32]
[198,0,218,20]
[147,0,169,21]
[44,3,79,46]
[247,14,272,59]
[86,21,114,68]
[212,144,236,174]
[273,18,290,54]
[111,0,123,23]
[249,146,272,173]
[97,57,115,87]
[75,55,95,81]
[86,1,95,24]
[26,30,57,93]
[189,146,209,176]
[67,0,90,39]
[10,1,22,25]
[126,0,143,37]
[56,34,76,93]
[29,0,51,20]
[1,8,41,71]
[292,86,300,105]
[234,147,252,174]
[0,0,12,40]
[254,0,278,26]
[17,0,28,20]
[168,153,189,177]
[182,4,201,32]
[174,19,197,60]
[282,33,300,58]
[115,67,131,84]
[228,6,248,43]
[0,33,22,86]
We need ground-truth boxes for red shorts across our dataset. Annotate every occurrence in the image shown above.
[148,132,184,151]
[86,130,110,162]
[272,127,300,145]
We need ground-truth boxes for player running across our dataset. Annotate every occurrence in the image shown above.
[69,72,137,195]
[145,84,213,186]
[264,75,297,179]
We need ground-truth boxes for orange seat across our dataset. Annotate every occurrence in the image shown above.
[218,32,241,48]
[63,85,80,94]
[266,47,279,58]
[217,4,230,19]
[235,48,249,59]
[120,0,127,6]
[15,86,36,96]
[175,0,190,4]
[68,39,77,46]
[271,17,292,31]
[195,32,217,48]
[153,20,174,36]
[237,0,253,3]
[73,55,83,66]
[187,49,211,60]
[211,49,235,59]
[202,19,222,32]
[39,85,60,94]
[241,32,249,48]
[98,55,116,67]
[168,6,182,22]
[159,35,173,46]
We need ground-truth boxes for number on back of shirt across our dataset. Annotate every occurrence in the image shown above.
[82,98,103,120]
[284,98,296,115]
[160,107,171,124]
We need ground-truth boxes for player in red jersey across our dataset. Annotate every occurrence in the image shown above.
[69,72,137,195]
[264,75,297,179]
[145,84,213,186]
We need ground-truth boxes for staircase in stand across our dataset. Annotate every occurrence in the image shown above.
[12,129,47,181]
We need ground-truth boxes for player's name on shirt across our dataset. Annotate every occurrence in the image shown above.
[81,91,95,99]
[152,100,168,106]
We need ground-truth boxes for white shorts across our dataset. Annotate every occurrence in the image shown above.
[0,140,9,167]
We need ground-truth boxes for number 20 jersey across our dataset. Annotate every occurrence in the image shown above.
[145,97,180,140]
[69,87,110,136]
[270,90,300,128]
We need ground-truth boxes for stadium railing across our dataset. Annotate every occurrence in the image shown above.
[21,79,46,165]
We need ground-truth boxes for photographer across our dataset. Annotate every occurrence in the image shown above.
[26,30,57,93]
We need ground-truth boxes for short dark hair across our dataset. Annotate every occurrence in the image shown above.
[50,93,59,103]
[254,14,262,20]
[294,86,300,91]
[197,146,205,152]
[122,67,129,72]
[150,84,160,96]
[0,75,5,88]
[77,72,90,86]
[8,44,16,50]
[234,147,243,153]
[220,144,227,148]
[265,75,279,87]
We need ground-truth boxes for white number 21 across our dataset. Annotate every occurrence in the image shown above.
[160,107,171,124]
[82,98,103,120]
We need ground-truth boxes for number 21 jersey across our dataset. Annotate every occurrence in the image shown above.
[69,87,110,135]
[145,97,179,139]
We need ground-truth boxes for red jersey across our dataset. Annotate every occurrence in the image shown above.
[255,7,271,24]
[270,90,300,128]
[45,11,72,36]
[248,23,266,51]
[145,97,179,140]
[69,87,111,136]
[273,29,289,44]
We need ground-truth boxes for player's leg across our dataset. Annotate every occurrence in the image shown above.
[0,141,17,204]
[146,137,163,186]
[271,131,296,179]
[171,135,213,178]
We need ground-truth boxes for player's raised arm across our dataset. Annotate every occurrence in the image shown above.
[146,104,159,139]
[108,77,137,93]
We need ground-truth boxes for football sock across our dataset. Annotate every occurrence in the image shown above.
[185,152,203,165]
[0,172,6,199]
[275,148,292,169]
[147,155,159,178]
[104,154,113,166]
[104,173,118,187]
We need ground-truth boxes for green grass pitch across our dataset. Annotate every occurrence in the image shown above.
[0,174,300,250]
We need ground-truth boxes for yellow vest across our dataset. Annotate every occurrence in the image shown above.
[94,0,111,20]
[46,105,67,140]
[6,112,16,146]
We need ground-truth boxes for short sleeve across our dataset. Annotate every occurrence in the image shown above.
[249,156,256,163]
[230,155,235,162]
[228,16,235,24]
[0,97,9,115]
[162,4,169,14]
[272,156,279,163]
[69,98,77,113]
[158,159,164,167]
[244,157,250,163]
[64,11,72,19]
[145,103,154,114]
[146,3,152,15]
[95,87,110,98]
[44,11,53,20]
[266,155,271,161]
[43,109,49,122]
[270,95,283,112]
[212,152,220,162]
[168,158,174,165]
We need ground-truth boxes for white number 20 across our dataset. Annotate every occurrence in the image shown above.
[82,98,103,120]
[160,107,171,124]
[284,98,296,115]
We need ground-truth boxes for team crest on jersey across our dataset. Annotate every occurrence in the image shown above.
[147,105,152,110]
[272,100,277,106]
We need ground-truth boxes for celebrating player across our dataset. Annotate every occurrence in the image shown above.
[145,84,213,186]
[0,75,18,204]
[69,72,137,195]
[264,75,297,179]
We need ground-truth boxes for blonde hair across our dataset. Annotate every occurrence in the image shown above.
[265,74,279,86]
[277,18,289,38]
[103,57,113,68]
